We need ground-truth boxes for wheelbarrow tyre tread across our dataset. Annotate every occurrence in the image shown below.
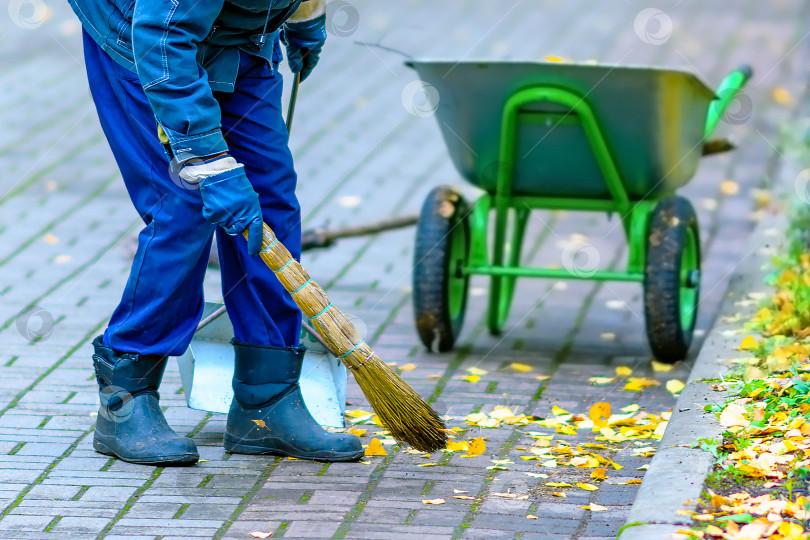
[643,195,700,363]
[413,186,470,352]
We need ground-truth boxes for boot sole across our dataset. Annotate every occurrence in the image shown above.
[94,439,199,467]
[224,435,365,463]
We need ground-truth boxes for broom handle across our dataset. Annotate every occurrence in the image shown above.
[196,72,302,336]
[286,73,301,133]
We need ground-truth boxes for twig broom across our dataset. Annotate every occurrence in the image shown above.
[241,75,448,453]
[245,224,447,452]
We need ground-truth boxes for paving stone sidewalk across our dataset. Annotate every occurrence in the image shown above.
[0,1,808,539]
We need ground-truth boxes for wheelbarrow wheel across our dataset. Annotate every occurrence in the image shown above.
[643,196,701,363]
[413,186,470,352]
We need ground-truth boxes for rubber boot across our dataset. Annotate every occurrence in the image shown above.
[92,336,199,466]
[224,341,364,462]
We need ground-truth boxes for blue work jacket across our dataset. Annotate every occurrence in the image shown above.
[69,0,306,162]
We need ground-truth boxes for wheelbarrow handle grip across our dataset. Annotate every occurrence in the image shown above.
[735,64,754,85]
[704,64,754,138]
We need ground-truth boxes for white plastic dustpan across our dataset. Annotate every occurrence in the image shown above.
[175,303,347,428]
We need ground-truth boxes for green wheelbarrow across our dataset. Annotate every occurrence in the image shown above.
[406,60,752,362]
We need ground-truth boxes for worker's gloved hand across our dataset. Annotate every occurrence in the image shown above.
[179,154,264,256]
[282,1,327,82]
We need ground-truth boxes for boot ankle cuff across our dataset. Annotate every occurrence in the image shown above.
[92,336,167,393]
[231,341,306,408]
[230,340,307,354]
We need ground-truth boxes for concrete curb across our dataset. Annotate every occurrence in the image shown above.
[617,211,787,540]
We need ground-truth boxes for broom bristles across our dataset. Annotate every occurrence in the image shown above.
[247,224,448,453]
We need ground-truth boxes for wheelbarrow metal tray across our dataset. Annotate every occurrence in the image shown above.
[406,60,716,199]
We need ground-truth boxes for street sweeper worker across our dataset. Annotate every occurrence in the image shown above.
[67,0,364,465]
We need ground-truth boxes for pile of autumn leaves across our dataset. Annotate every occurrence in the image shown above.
[679,254,810,540]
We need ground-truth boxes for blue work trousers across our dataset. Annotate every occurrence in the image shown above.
[83,31,302,356]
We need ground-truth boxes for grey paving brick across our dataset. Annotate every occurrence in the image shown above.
[50,516,110,534]
[78,486,140,502]
[283,519,342,538]
[26,484,85,501]
[0,514,52,531]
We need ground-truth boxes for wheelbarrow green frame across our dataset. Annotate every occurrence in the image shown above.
[446,67,752,335]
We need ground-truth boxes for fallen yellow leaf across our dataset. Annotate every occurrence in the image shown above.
[446,440,469,452]
[545,55,563,62]
[615,366,633,377]
[452,495,475,500]
[364,438,388,456]
[772,86,794,106]
[400,363,417,371]
[779,522,804,536]
[588,377,615,385]
[422,498,445,505]
[580,503,607,512]
[720,179,739,196]
[461,375,480,383]
[346,426,367,437]
[623,377,660,392]
[589,402,611,429]
[552,492,566,497]
[510,362,533,373]
[492,492,528,499]
[739,336,757,351]
[705,525,723,536]
[526,514,539,520]
[666,379,686,395]
[718,403,749,428]
[625,479,642,485]
[252,419,266,428]
[651,360,675,372]
[466,438,486,458]
[249,532,273,539]
[591,468,607,480]
[693,514,715,522]
[466,367,488,376]
[576,483,599,491]
[546,482,572,488]
[535,375,551,381]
